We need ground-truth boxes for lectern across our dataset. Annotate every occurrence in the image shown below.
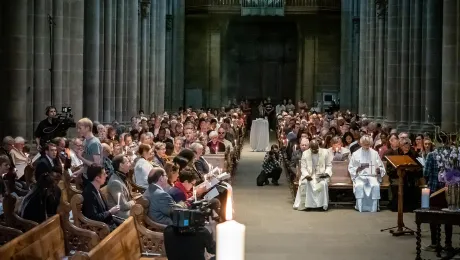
[381,155,420,236]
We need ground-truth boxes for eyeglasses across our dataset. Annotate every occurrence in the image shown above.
[218,132,225,134]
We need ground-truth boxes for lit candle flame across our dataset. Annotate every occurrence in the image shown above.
[225,184,233,221]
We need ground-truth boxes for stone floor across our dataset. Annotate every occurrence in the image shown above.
[232,143,460,260]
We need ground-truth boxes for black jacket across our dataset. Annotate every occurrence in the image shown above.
[164,226,215,260]
[194,157,210,175]
[34,155,55,180]
[82,183,115,226]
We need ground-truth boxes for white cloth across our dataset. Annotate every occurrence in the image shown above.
[134,158,154,189]
[293,149,332,210]
[249,119,269,152]
[348,148,386,212]
[275,104,285,115]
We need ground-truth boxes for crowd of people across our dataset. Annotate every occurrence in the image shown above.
[0,104,247,259]
[257,99,453,253]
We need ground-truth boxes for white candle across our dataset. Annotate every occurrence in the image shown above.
[216,184,246,260]
[117,192,121,206]
[421,188,430,209]
[193,187,197,202]
[293,145,297,151]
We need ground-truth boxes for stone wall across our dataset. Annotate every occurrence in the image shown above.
[0,0,176,139]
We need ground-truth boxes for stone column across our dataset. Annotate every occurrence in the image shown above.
[358,0,367,114]
[399,0,410,128]
[351,0,360,112]
[367,1,376,117]
[295,23,304,101]
[115,0,124,121]
[410,0,422,127]
[140,1,150,112]
[52,0,63,110]
[424,0,442,126]
[148,0,157,113]
[103,0,113,122]
[302,33,316,105]
[164,0,173,110]
[4,0,28,136]
[171,0,185,110]
[339,0,352,110]
[33,0,48,130]
[208,21,224,109]
[386,0,399,124]
[83,0,100,120]
[441,0,457,132]
[375,5,384,119]
[127,0,139,117]
[69,0,84,120]
[155,0,166,113]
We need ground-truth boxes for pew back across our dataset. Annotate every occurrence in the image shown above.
[73,217,146,260]
[0,215,66,260]
[203,154,226,171]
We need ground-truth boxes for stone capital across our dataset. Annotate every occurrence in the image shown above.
[140,0,151,18]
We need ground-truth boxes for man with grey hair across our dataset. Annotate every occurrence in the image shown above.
[0,136,15,172]
[207,131,226,154]
[348,135,386,212]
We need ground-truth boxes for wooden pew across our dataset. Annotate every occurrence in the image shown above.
[2,193,38,232]
[127,169,147,194]
[71,216,166,260]
[0,214,99,259]
[0,225,22,246]
[203,153,226,172]
[130,204,166,255]
[70,194,111,240]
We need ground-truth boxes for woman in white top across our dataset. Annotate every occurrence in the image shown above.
[134,144,154,189]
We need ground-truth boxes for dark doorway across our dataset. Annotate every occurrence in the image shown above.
[225,19,297,103]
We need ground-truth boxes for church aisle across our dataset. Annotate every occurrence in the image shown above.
[232,143,441,260]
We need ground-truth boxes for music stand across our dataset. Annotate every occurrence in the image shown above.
[381,155,420,236]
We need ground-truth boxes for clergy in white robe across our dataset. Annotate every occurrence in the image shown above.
[348,135,386,212]
[293,140,333,211]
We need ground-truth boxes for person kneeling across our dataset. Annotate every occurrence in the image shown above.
[293,140,332,211]
[259,145,282,186]
[348,136,386,212]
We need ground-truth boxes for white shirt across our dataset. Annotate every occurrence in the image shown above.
[134,158,154,189]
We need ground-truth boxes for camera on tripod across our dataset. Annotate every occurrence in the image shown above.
[55,107,76,136]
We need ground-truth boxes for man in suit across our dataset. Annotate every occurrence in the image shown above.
[82,165,120,229]
[106,155,135,219]
[34,143,58,180]
[143,167,179,225]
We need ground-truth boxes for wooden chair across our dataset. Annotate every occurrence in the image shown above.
[70,194,111,240]
[127,169,146,194]
[2,193,38,232]
[0,214,98,259]
[71,217,167,260]
[135,197,167,232]
[62,168,83,202]
[0,225,22,246]
[130,204,166,255]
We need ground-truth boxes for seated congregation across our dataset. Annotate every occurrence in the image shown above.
[0,107,246,259]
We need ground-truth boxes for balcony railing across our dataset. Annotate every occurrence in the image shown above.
[185,0,341,15]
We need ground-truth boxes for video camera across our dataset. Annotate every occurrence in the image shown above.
[170,200,215,233]
[54,107,76,136]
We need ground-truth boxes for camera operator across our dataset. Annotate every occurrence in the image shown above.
[258,144,282,186]
[164,207,216,260]
[35,106,60,150]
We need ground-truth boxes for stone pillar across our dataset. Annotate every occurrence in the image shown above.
[295,23,304,102]
[103,0,113,122]
[410,0,422,127]
[83,0,100,120]
[386,0,399,124]
[155,0,166,113]
[69,0,84,120]
[4,0,28,136]
[33,0,48,130]
[53,0,63,111]
[399,0,410,128]
[375,5,384,119]
[302,33,316,105]
[127,0,139,117]
[115,0,124,121]
[148,0,157,113]
[140,1,150,112]
[441,0,457,132]
[358,0,367,114]
[351,0,360,112]
[339,0,352,110]
[164,0,173,110]
[171,0,185,110]
[424,0,442,126]
[367,1,376,117]
[208,22,224,109]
